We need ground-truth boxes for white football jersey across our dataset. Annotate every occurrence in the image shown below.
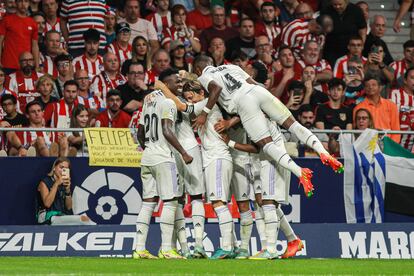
[193,99,232,167]
[140,90,177,166]
[259,120,285,161]
[175,112,198,151]
[197,64,255,114]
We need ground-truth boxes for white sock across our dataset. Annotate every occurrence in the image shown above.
[262,204,280,254]
[135,202,156,251]
[276,206,297,242]
[254,205,267,250]
[191,199,205,248]
[288,121,329,155]
[240,210,253,251]
[232,221,238,248]
[214,205,233,251]
[175,203,188,252]
[160,201,178,251]
[263,142,302,177]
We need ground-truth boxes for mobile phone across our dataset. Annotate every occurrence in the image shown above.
[348,66,357,75]
[370,46,379,54]
[293,88,303,97]
[62,168,70,179]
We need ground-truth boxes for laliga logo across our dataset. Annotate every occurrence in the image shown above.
[72,169,141,224]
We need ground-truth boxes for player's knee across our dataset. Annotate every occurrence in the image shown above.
[212,200,225,208]
[237,200,250,212]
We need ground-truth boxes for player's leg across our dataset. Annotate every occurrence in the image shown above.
[231,160,253,258]
[174,197,191,258]
[251,160,280,260]
[278,206,304,258]
[206,159,234,259]
[133,166,158,259]
[251,156,267,251]
[157,162,185,259]
[184,146,207,258]
[236,99,313,196]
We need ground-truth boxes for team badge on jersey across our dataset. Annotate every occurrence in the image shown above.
[339,113,346,121]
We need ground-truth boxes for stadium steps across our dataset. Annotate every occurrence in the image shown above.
[362,0,410,60]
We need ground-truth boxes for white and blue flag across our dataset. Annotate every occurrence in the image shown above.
[341,129,386,223]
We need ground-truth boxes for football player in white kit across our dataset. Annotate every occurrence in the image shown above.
[160,69,208,259]
[191,55,344,197]
[133,85,193,259]
[182,82,236,259]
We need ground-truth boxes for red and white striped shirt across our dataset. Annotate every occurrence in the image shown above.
[73,54,104,79]
[40,53,59,79]
[333,54,367,80]
[76,95,104,110]
[390,59,410,88]
[279,19,325,58]
[161,25,198,48]
[60,0,106,50]
[146,11,172,40]
[44,18,61,34]
[90,72,127,102]
[295,58,332,92]
[106,42,132,67]
[255,21,281,44]
[17,130,55,148]
[6,71,43,112]
[44,99,75,128]
[144,69,158,86]
[390,88,414,150]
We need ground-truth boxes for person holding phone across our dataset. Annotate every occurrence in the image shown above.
[285,80,311,119]
[36,157,91,225]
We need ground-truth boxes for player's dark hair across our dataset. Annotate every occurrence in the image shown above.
[159,68,179,82]
[0,93,17,105]
[107,89,122,99]
[328,78,346,90]
[403,40,414,50]
[64,80,79,90]
[25,101,42,114]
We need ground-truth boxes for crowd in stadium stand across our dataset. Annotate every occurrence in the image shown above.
[0,0,413,157]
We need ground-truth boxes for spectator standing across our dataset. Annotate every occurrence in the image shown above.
[91,53,127,103]
[72,29,104,79]
[7,52,44,112]
[321,0,367,66]
[294,3,314,20]
[0,0,40,73]
[225,18,256,60]
[278,16,333,59]
[208,37,229,67]
[40,30,67,79]
[199,5,239,52]
[186,0,212,37]
[363,15,393,66]
[356,1,370,34]
[95,89,131,128]
[60,0,106,57]
[393,0,414,40]
[275,0,300,26]
[53,54,73,99]
[121,36,151,75]
[333,35,367,80]
[315,78,353,130]
[354,76,400,143]
[104,7,117,45]
[146,0,172,41]
[42,0,61,35]
[119,0,159,55]
[390,40,414,89]
[32,11,46,53]
[390,67,414,151]
[255,2,281,44]
[117,62,149,115]
[343,55,365,107]
[107,22,132,68]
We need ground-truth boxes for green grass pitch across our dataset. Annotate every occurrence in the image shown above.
[0,258,413,275]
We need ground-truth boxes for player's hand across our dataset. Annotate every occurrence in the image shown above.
[192,112,207,130]
[393,19,401,33]
[214,119,230,133]
[182,152,193,164]
[18,147,27,157]
[220,132,230,144]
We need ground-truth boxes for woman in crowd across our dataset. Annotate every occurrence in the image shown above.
[36,157,92,225]
[35,74,58,110]
[169,40,192,72]
[67,104,89,157]
[121,36,151,75]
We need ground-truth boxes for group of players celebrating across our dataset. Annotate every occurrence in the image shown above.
[132,55,344,260]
